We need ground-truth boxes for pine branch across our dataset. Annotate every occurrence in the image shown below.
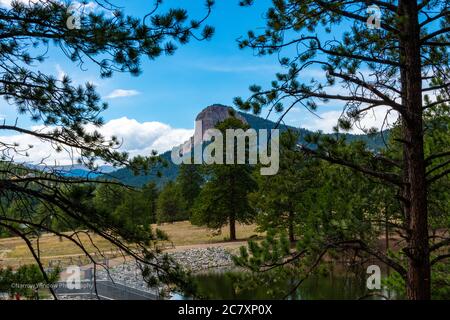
[299,145,403,186]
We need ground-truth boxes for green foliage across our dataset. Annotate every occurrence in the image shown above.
[105,151,180,187]
[233,137,410,298]
[176,164,204,215]
[191,117,257,240]
[93,182,158,234]
[93,184,126,215]
[232,0,450,299]
[234,125,450,298]
[431,261,450,299]
[251,130,319,241]
[0,0,215,294]
[232,230,324,299]
[156,181,188,223]
[0,264,60,300]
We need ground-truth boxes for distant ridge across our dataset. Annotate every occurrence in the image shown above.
[25,164,116,179]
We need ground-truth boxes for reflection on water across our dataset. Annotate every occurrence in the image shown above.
[175,268,399,300]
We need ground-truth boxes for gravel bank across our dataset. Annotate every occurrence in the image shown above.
[95,247,234,292]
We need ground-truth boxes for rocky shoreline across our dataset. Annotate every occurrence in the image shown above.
[95,247,234,292]
[170,247,234,272]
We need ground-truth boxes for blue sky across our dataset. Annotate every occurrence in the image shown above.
[2,0,289,127]
[105,0,280,127]
[0,0,397,164]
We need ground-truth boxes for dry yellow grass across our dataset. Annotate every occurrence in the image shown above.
[157,221,260,246]
[0,232,115,268]
[0,221,261,268]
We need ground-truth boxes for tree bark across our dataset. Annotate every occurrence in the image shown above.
[288,211,295,242]
[229,214,236,241]
[399,0,431,300]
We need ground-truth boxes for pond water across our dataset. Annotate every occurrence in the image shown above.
[172,267,399,300]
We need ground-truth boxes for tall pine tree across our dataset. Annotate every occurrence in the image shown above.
[192,117,257,241]
[252,130,319,242]
[235,0,450,299]
[176,164,204,216]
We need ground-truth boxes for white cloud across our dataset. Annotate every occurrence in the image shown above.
[0,118,193,165]
[303,106,399,134]
[89,117,193,157]
[105,89,140,99]
[0,125,76,165]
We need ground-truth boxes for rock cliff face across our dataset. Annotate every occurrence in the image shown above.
[178,104,248,155]
[195,104,247,138]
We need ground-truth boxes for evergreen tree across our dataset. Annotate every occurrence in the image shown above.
[0,264,60,300]
[113,191,153,232]
[93,184,126,215]
[156,181,187,223]
[235,0,450,300]
[191,117,257,241]
[141,182,159,223]
[176,164,204,216]
[93,182,159,230]
[252,130,319,242]
[0,0,214,297]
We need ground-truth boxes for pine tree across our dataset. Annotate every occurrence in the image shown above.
[191,117,257,241]
[156,181,187,223]
[252,130,319,242]
[142,182,159,223]
[235,0,450,300]
[0,0,214,298]
[176,164,204,216]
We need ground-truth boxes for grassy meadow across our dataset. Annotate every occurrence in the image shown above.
[0,221,261,268]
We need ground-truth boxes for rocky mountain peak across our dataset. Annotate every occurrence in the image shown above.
[177,104,248,155]
[195,104,247,137]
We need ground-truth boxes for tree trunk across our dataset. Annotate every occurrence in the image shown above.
[229,214,236,241]
[288,211,295,242]
[399,0,431,300]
